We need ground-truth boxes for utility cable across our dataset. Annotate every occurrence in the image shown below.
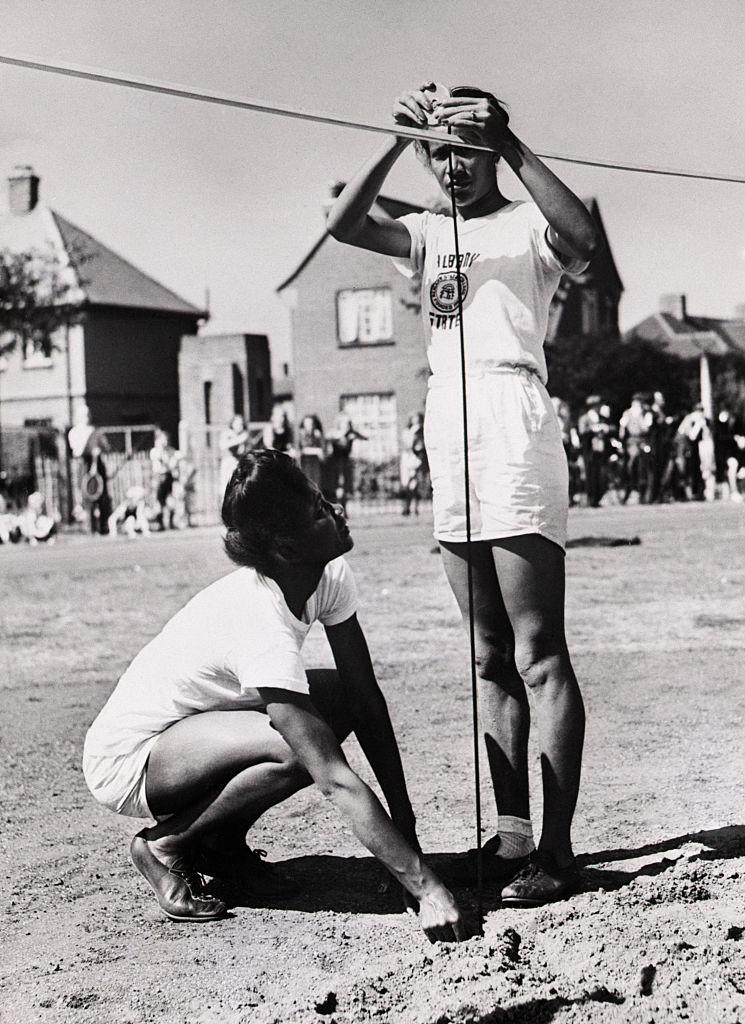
[1,54,744,184]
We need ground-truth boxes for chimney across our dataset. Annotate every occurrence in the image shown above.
[659,293,687,321]
[734,303,745,322]
[8,165,40,215]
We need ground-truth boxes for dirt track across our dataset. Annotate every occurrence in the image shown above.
[1,501,744,1023]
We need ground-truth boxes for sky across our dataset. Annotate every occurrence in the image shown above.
[1,0,744,372]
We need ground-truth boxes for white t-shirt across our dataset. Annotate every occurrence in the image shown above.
[84,557,357,761]
[392,201,588,384]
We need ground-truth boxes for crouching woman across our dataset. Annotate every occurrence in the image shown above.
[83,449,466,942]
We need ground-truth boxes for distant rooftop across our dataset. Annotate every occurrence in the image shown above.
[1,167,206,319]
[625,294,745,360]
[52,212,205,316]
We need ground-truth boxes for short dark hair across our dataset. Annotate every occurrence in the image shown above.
[221,449,313,573]
[415,85,510,166]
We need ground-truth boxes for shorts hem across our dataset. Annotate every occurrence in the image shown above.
[433,527,566,552]
[83,737,158,820]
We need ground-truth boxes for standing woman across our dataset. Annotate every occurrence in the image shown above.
[219,415,251,497]
[327,83,601,906]
[297,414,326,490]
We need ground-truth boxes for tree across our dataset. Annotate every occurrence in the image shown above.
[0,246,83,359]
[545,332,699,419]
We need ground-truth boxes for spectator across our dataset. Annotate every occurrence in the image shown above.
[172,448,198,528]
[150,428,178,530]
[660,414,692,503]
[108,486,151,539]
[219,416,250,497]
[68,401,96,525]
[714,408,742,501]
[262,406,295,456]
[83,434,112,535]
[399,412,427,516]
[619,393,653,503]
[552,398,581,505]
[297,414,326,490]
[16,491,57,544]
[647,392,674,504]
[0,492,20,544]
[577,396,610,508]
[676,403,709,501]
[325,412,367,510]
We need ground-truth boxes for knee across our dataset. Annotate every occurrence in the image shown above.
[513,646,567,692]
[474,634,514,682]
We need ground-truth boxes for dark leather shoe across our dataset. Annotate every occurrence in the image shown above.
[198,842,299,902]
[448,834,530,888]
[500,851,581,907]
[130,832,228,921]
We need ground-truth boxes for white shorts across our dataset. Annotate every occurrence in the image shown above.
[82,736,159,820]
[424,367,569,549]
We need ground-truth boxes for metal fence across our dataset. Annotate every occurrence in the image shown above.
[1,421,431,528]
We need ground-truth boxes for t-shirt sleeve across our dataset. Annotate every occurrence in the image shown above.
[226,598,309,695]
[390,211,428,279]
[229,637,308,695]
[315,557,359,626]
[526,202,589,276]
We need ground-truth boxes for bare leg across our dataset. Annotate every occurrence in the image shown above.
[144,669,352,861]
[439,541,531,823]
[490,535,585,868]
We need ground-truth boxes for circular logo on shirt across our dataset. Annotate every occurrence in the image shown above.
[430,271,469,313]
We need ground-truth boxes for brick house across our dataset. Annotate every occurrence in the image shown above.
[0,167,207,444]
[278,189,622,466]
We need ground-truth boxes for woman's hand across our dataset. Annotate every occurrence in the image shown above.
[433,95,512,153]
[392,83,452,129]
[392,85,437,128]
[418,883,469,943]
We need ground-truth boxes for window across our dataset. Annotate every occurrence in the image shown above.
[340,393,398,462]
[337,288,393,346]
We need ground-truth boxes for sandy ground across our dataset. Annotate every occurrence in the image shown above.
[1,500,744,1024]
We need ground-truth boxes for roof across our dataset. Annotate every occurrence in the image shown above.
[624,311,744,360]
[582,198,623,294]
[51,213,205,317]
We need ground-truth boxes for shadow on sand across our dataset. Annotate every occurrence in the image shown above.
[576,823,745,893]
[216,824,745,914]
[432,987,627,1024]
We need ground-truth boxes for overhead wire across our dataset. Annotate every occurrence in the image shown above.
[1,54,744,184]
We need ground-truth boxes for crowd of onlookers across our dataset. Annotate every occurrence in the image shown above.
[3,390,743,546]
[555,391,745,507]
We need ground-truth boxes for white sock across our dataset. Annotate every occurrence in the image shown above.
[497,815,536,858]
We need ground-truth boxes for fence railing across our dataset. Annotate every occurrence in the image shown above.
[3,422,431,529]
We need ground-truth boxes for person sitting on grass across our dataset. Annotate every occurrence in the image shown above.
[82,449,466,943]
[107,485,151,539]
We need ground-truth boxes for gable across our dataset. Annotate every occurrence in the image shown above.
[52,212,204,316]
